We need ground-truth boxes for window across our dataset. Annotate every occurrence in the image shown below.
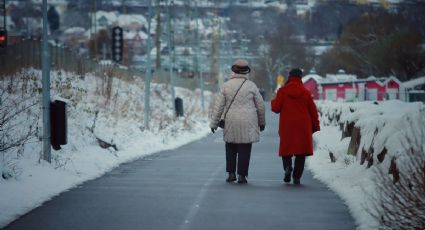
[345,88,356,101]
[325,89,337,101]
[367,88,378,101]
[386,89,398,100]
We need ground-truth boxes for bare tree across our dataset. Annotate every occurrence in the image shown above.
[318,12,425,80]
[256,18,313,97]
[1,77,39,179]
[256,36,288,97]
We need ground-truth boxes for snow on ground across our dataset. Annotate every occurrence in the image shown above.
[308,100,425,229]
[309,126,378,229]
[0,69,213,228]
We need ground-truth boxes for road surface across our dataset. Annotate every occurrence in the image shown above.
[4,108,356,230]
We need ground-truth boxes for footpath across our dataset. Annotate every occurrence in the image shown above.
[3,108,355,230]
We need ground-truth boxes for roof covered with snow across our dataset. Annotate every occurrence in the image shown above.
[301,70,405,86]
[324,70,357,83]
[124,31,148,40]
[117,14,148,27]
[96,11,118,26]
[402,76,425,89]
[302,74,323,84]
[63,27,86,35]
[93,11,148,28]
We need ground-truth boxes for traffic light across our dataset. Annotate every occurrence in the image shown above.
[111,26,123,63]
[0,29,7,48]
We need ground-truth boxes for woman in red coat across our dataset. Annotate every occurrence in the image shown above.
[271,68,320,185]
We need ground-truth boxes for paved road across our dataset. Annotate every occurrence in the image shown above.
[4,108,356,230]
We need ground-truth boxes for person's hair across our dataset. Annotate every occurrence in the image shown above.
[289,68,303,77]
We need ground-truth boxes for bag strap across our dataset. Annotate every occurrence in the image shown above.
[223,79,247,119]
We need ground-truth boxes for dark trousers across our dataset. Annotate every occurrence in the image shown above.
[282,155,306,179]
[225,143,252,177]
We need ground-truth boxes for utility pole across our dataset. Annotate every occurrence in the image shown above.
[185,0,192,77]
[102,43,106,60]
[89,1,92,40]
[167,0,175,113]
[194,1,204,113]
[144,0,153,130]
[2,0,5,29]
[42,0,51,163]
[155,0,161,71]
[93,0,97,60]
[122,0,127,14]
[210,6,220,90]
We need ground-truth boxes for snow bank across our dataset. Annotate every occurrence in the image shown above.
[317,100,424,165]
[308,100,425,229]
[0,69,212,228]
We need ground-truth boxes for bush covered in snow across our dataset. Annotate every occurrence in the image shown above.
[317,100,425,173]
[0,71,40,179]
[311,100,425,229]
[372,148,425,230]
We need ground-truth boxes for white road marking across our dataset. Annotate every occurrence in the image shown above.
[179,164,223,230]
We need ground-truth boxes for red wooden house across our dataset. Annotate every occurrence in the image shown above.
[363,76,402,101]
[302,73,323,100]
[302,70,402,101]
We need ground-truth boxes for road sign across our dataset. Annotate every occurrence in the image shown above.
[111,26,123,63]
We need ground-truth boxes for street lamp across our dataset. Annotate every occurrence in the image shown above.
[42,0,51,162]
[167,0,176,114]
[144,0,153,129]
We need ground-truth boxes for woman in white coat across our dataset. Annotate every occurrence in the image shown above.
[210,59,266,184]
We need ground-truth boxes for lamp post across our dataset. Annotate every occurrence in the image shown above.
[144,0,153,129]
[93,0,97,60]
[194,1,204,113]
[2,0,5,30]
[167,0,175,114]
[42,0,51,163]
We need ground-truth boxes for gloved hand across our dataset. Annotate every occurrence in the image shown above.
[260,125,265,132]
[211,127,217,133]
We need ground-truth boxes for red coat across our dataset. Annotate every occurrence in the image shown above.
[271,76,320,157]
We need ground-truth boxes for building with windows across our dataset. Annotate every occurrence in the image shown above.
[302,70,403,102]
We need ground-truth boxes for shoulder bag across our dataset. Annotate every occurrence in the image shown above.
[218,79,247,129]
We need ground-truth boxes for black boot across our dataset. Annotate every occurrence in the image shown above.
[284,167,292,183]
[293,178,301,185]
[282,157,292,183]
[226,172,236,182]
[237,175,247,184]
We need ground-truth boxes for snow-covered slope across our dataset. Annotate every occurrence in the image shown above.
[309,100,425,229]
[0,69,213,228]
